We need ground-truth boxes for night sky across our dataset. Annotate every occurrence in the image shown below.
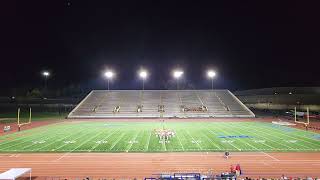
[1,1,320,92]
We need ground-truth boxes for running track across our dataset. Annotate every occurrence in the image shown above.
[1,152,320,179]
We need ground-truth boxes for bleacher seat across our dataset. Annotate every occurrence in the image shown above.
[68,90,255,118]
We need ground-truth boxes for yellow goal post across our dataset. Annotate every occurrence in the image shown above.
[17,107,32,126]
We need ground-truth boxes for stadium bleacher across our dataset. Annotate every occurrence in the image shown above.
[68,90,255,118]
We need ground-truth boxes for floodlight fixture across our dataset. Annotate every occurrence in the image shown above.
[139,70,148,79]
[207,70,217,90]
[104,71,114,79]
[173,69,184,90]
[173,70,184,79]
[139,69,148,90]
[207,70,216,79]
[104,70,115,91]
[41,70,50,91]
[42,71,50,77]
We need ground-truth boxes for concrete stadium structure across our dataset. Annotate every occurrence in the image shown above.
[68,90,255,118]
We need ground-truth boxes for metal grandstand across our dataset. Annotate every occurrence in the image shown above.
[68,90,255,118]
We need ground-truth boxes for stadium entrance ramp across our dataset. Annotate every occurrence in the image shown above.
[68,90,255,118]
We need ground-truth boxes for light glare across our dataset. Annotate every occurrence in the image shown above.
[173,70,183,79]
[104,71,114,79]
[207,70,216,78]
[139,70,148,79]
[42,71,50,77]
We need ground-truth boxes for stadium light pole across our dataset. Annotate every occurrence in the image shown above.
[42,71,50,90]
[139,70,148,91]
[207,70,217,90]
[173,70,183,90]
[104,70,114,91]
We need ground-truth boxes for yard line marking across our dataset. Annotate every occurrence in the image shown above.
[109,132,126,150]
[184,129,202,150]
[207,123,241,151]
[35,124,94,151]
[222,122,259,151]
[0,123,66,147]
[175,132,185,151]
[252,123,317,149]
[162,136,167,151]
[230,122,272,151]
[261,152,280,161]
[67,126,110,153]
[0,122,75,147]
[126,130,141,152]
[199,123,221,150]
[0,124,76,151]
[53,127,106,161]
[262,122,320,142]
[199,131,221,150]
[145,130,152,151]
[52,126,102,151]
[241,123,296,150]
[90,128,120,151]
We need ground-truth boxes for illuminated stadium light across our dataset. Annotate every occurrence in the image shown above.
[104,71,114,79]
[173,69,184,90]
[41,71,50,92]
[207,70,217,90]
[173,70,183,79]
[207,70,216,79]
[104,70,115,90]
[42,71,50,77]
[139,70,148,79]
[139,69,148,90]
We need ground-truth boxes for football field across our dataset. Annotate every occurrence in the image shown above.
[0,121,320,152]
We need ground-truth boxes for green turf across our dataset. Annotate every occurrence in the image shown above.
[0,121,319,152]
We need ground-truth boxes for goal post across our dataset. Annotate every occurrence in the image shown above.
[294,106,309,125]
[17,107,32,127]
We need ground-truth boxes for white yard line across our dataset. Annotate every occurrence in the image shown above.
[199,131,221,150]
[53,127,109,161]
[206,123,241,151]
[162,137,167,151]
[240,123,297,150]
[184,129,203,150]
[0,125,75,151]
[53,126,102,151]
[253,123,317,149]
[222,122,259,151]
[90,128,120,151]
[175,133,185,151]
[0,123,69,147]
[145,131,152,151]
[35,125,94,151]
[109,133,126,150]
[68,126,109,153]
[126,130,141,151]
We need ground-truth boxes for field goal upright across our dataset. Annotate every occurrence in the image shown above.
[17,107,32,127]
[294,106,310,125]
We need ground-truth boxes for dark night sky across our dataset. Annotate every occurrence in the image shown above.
[1,0,320,92]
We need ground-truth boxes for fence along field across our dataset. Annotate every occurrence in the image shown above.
[0,121,320,153]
